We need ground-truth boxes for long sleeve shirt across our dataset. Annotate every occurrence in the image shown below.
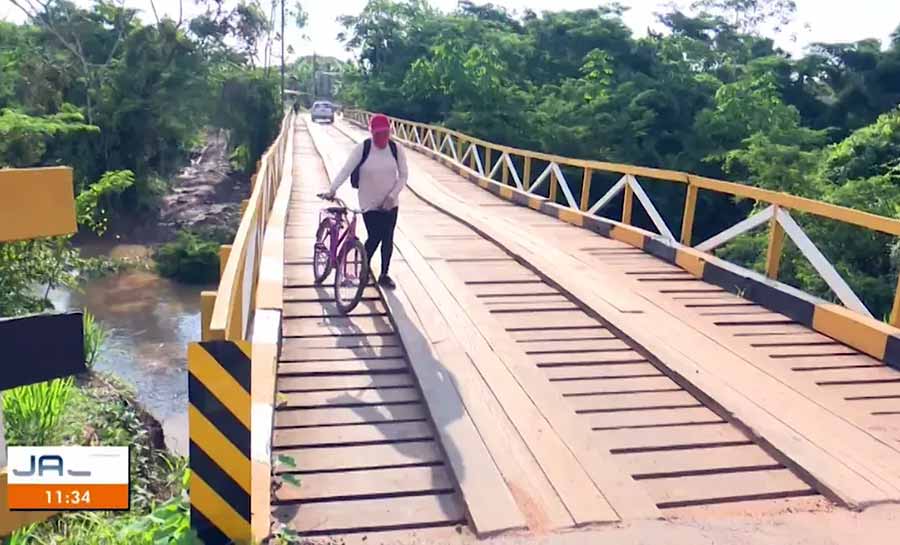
[329,140,409,211]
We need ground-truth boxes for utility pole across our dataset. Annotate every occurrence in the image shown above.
[312,51,318,100]
[280,0,285,105]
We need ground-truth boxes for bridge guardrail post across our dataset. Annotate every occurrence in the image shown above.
[549,166,559,203]
[681,184,699,246]
[501,154,509,185]
[580,168,593,212]
[891,275,900,327]
[523,156,532,188]
[188,340,252,545]
[620,182,634,224]
[765,205,786,279]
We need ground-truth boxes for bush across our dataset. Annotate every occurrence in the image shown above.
[155,231,220,284]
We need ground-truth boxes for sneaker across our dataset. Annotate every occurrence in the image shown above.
[379,274,396,289]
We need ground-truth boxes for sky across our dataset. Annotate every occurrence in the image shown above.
[3,0,900,61]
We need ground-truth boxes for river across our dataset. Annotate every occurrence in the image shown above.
[48,244,206,456]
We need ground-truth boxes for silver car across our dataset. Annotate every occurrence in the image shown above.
[311,101,335,123]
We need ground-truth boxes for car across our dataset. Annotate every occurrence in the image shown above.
[311,101,335,123]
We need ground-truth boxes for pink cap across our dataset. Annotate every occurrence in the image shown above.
[369,114,391,133]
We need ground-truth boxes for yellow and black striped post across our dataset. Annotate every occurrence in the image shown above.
[188,341,252,545]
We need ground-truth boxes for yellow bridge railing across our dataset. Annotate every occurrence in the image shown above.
[190,110,296,544]
[202,111,295,342]
[344,109,900,330]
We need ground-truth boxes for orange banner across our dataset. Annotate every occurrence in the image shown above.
[7,484,129,510]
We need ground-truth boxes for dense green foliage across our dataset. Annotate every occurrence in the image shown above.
[155,231,221,284]
[0,1,287,217]
[339,0,900,317]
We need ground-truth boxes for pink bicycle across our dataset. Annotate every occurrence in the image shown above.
[313,194,370,313]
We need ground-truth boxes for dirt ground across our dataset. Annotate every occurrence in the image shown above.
[158,128,248,240]
[311,503,900,545]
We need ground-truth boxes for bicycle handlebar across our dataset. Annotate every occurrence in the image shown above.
[317,193,362,214]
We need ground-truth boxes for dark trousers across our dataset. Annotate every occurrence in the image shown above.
[363,207,399,276]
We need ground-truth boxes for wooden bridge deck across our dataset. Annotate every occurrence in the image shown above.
[266,117,900,544]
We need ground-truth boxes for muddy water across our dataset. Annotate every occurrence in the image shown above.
[49,244,207,456]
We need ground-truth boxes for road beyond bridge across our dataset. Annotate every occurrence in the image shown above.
[187,110,900,545]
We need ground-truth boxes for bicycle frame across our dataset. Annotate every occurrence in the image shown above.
[319,205,360,268]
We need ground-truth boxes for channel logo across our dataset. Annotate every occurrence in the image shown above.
[7,446,130,511]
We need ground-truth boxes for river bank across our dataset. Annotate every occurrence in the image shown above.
[49,264,206,456]
[53,128,248,456]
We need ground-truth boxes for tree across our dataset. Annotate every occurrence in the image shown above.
[8,0,137,124]
[690,0,797,34]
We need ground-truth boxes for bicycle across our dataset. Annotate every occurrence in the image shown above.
[313,194,370,314]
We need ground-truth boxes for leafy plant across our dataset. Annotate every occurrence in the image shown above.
[75,170,135,236]
[83,310,107,371]
[155,231,220,284]
[3,377,75,446]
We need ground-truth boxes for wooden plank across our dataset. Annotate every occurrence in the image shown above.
[280,346,406,362]
[275,465,455,502]
[448,263,539,281]
[496,311,602,330]
[804,367,900,384]
[845,397,900,414]
[480,294,572,305]
[468,283,559,297]
[284,300,388,317]
[555,376,680,396]
[596,422,750,451]
[485,301,580,312]
[707,313,797,325]
[273,421,435,448]
[619,444,778,477]
[279,359,408,376]
[282,316,395,337]
[279,387,420,409]
[543,362,662,381]
[641,468,815,508]
[510,328,615,342]
[272,493,465,533]
[758,344,860,358]
[532,351,647,365]
[274,404,427,428]
[281,335,401,349]
[284,286,380,301]
[584,407,722,430]
[521,339,631,353]
[566,391,699,412]
[277,374,415,392]
[827,382,900,399]
[274,441,443,472]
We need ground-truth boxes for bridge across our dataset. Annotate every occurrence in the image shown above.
[188,109,900,544]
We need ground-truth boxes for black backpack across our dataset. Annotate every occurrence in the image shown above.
[351,139,399,189]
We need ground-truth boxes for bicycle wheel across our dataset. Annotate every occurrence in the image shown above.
[334,238,370,314]
[312,220,333,283]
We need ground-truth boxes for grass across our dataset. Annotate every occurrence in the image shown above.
[2,377,75,446]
